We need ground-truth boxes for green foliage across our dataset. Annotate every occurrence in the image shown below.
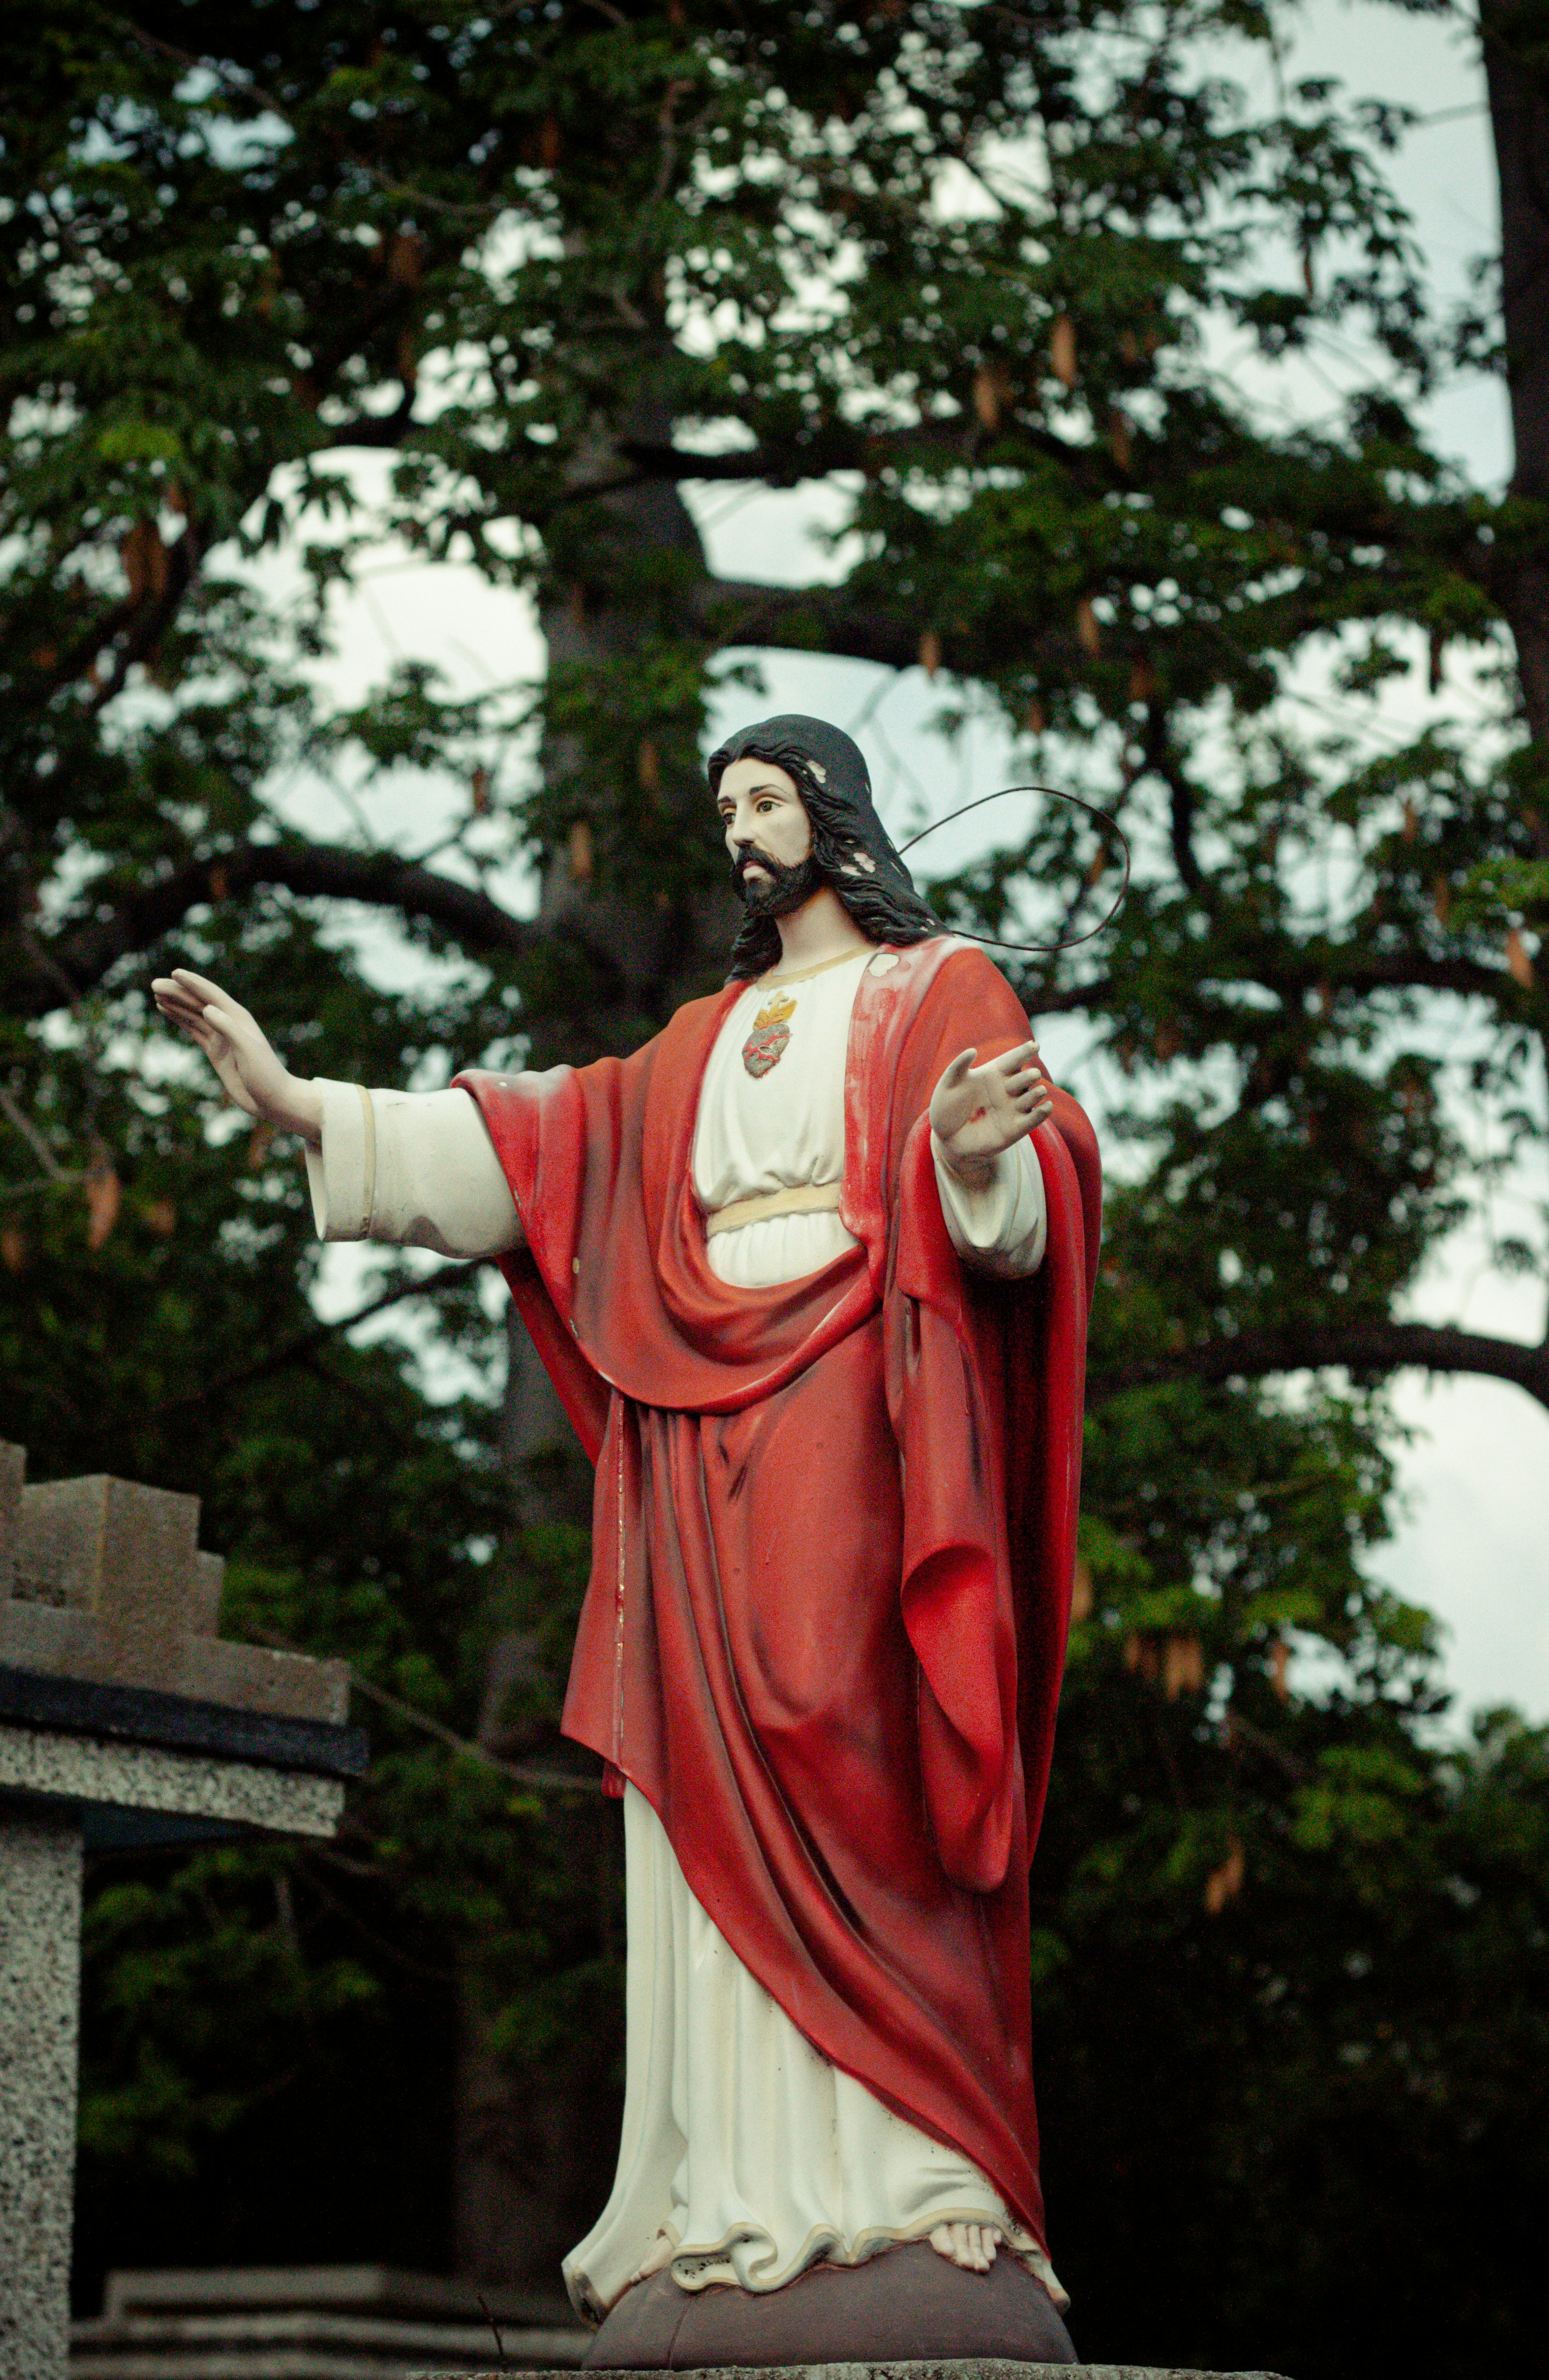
[1,3,1544,2371]
[1036,1684,1549,2372]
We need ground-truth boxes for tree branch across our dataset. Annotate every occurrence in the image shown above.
[22,801,1522,1027]
[1141,701,1206,896]
[620,424,1005,487]
[28,843,540,1015]
[696,577,920,670]
[1095,1320,1549,1411]
[30,522,201,705]
[1273,949,1523,1005]
[115,16,500,224]
[1020,943,1516,1017]
[0,1083,72,1180]
[149,1267,474,1416]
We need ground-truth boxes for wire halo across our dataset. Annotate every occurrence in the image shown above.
[898,783,1131,954]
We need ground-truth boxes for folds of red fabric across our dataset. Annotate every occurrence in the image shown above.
[458,940,1099,2255]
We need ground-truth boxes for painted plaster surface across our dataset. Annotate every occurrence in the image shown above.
[0,1807,81,2380]
[0,1726,345,1836]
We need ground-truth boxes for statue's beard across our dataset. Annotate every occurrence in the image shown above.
[733,847,825,921]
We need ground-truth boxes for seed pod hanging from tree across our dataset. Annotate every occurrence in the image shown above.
[120,518,169,605]
[1205,1838,1246,1915]
[973,359,1010,430]
[85,1150,121,1251]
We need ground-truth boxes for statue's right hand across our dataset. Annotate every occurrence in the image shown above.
[150,969,324,1143]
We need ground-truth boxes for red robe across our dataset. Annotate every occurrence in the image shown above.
[459,938,1099,2256]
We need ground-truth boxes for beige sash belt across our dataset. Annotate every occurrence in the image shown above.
[704,1181,844,1239]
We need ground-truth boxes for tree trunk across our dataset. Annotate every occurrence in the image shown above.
[1482,4,1549,781]
[453,378,734,2292]
[452,1308,616,2296]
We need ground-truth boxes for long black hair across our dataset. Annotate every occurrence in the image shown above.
[707,714,941,980]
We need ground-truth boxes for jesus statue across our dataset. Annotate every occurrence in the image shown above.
[154,714,1100,2367]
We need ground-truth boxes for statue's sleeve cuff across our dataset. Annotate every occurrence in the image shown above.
[303,1079,522,1257]
[931,1132,1047,1279]
[304,1079,373,1241]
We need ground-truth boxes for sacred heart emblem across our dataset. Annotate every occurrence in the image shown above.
[742,989,797,1078]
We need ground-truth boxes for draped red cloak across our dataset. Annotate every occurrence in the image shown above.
[458,938,1099,2256]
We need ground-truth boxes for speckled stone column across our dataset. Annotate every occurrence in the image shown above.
[0,1804,82,2380]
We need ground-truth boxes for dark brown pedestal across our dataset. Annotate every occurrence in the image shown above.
[582,2245,1077,2370]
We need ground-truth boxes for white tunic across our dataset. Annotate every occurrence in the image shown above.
[303,945,1060,2315]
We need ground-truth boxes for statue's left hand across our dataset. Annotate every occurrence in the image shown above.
[930,1039,1052,1187]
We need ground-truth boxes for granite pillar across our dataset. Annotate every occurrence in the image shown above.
[0,1443,368,2380]
[0,1804,82,2380]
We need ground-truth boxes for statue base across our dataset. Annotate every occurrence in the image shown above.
[583,2244,1076,2369]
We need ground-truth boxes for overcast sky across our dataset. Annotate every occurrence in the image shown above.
[274,1,1547,1732]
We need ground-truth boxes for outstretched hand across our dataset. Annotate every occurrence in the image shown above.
[150,969,324,1143]
[930,1038,1052,1187]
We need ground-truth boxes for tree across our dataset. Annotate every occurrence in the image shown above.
[2,4,1545,2372]
[1482,0,1549,772]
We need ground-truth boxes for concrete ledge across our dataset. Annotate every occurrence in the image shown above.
[99,2266,578,2324]
[0,1603,351,1726]
[0,1662,366,1777]
[0,1725,346,1839]
[408,2366,1292,2379]
[1,1446,353,1729]
[70,2311,588,2374]
[72,2266,590,2374]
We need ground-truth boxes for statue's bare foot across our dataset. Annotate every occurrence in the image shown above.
[928,2220,1000,2272]
[630,2232,677,2285]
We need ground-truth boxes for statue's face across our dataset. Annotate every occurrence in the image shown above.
[715,756,813,882]
[715,755,825,924]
